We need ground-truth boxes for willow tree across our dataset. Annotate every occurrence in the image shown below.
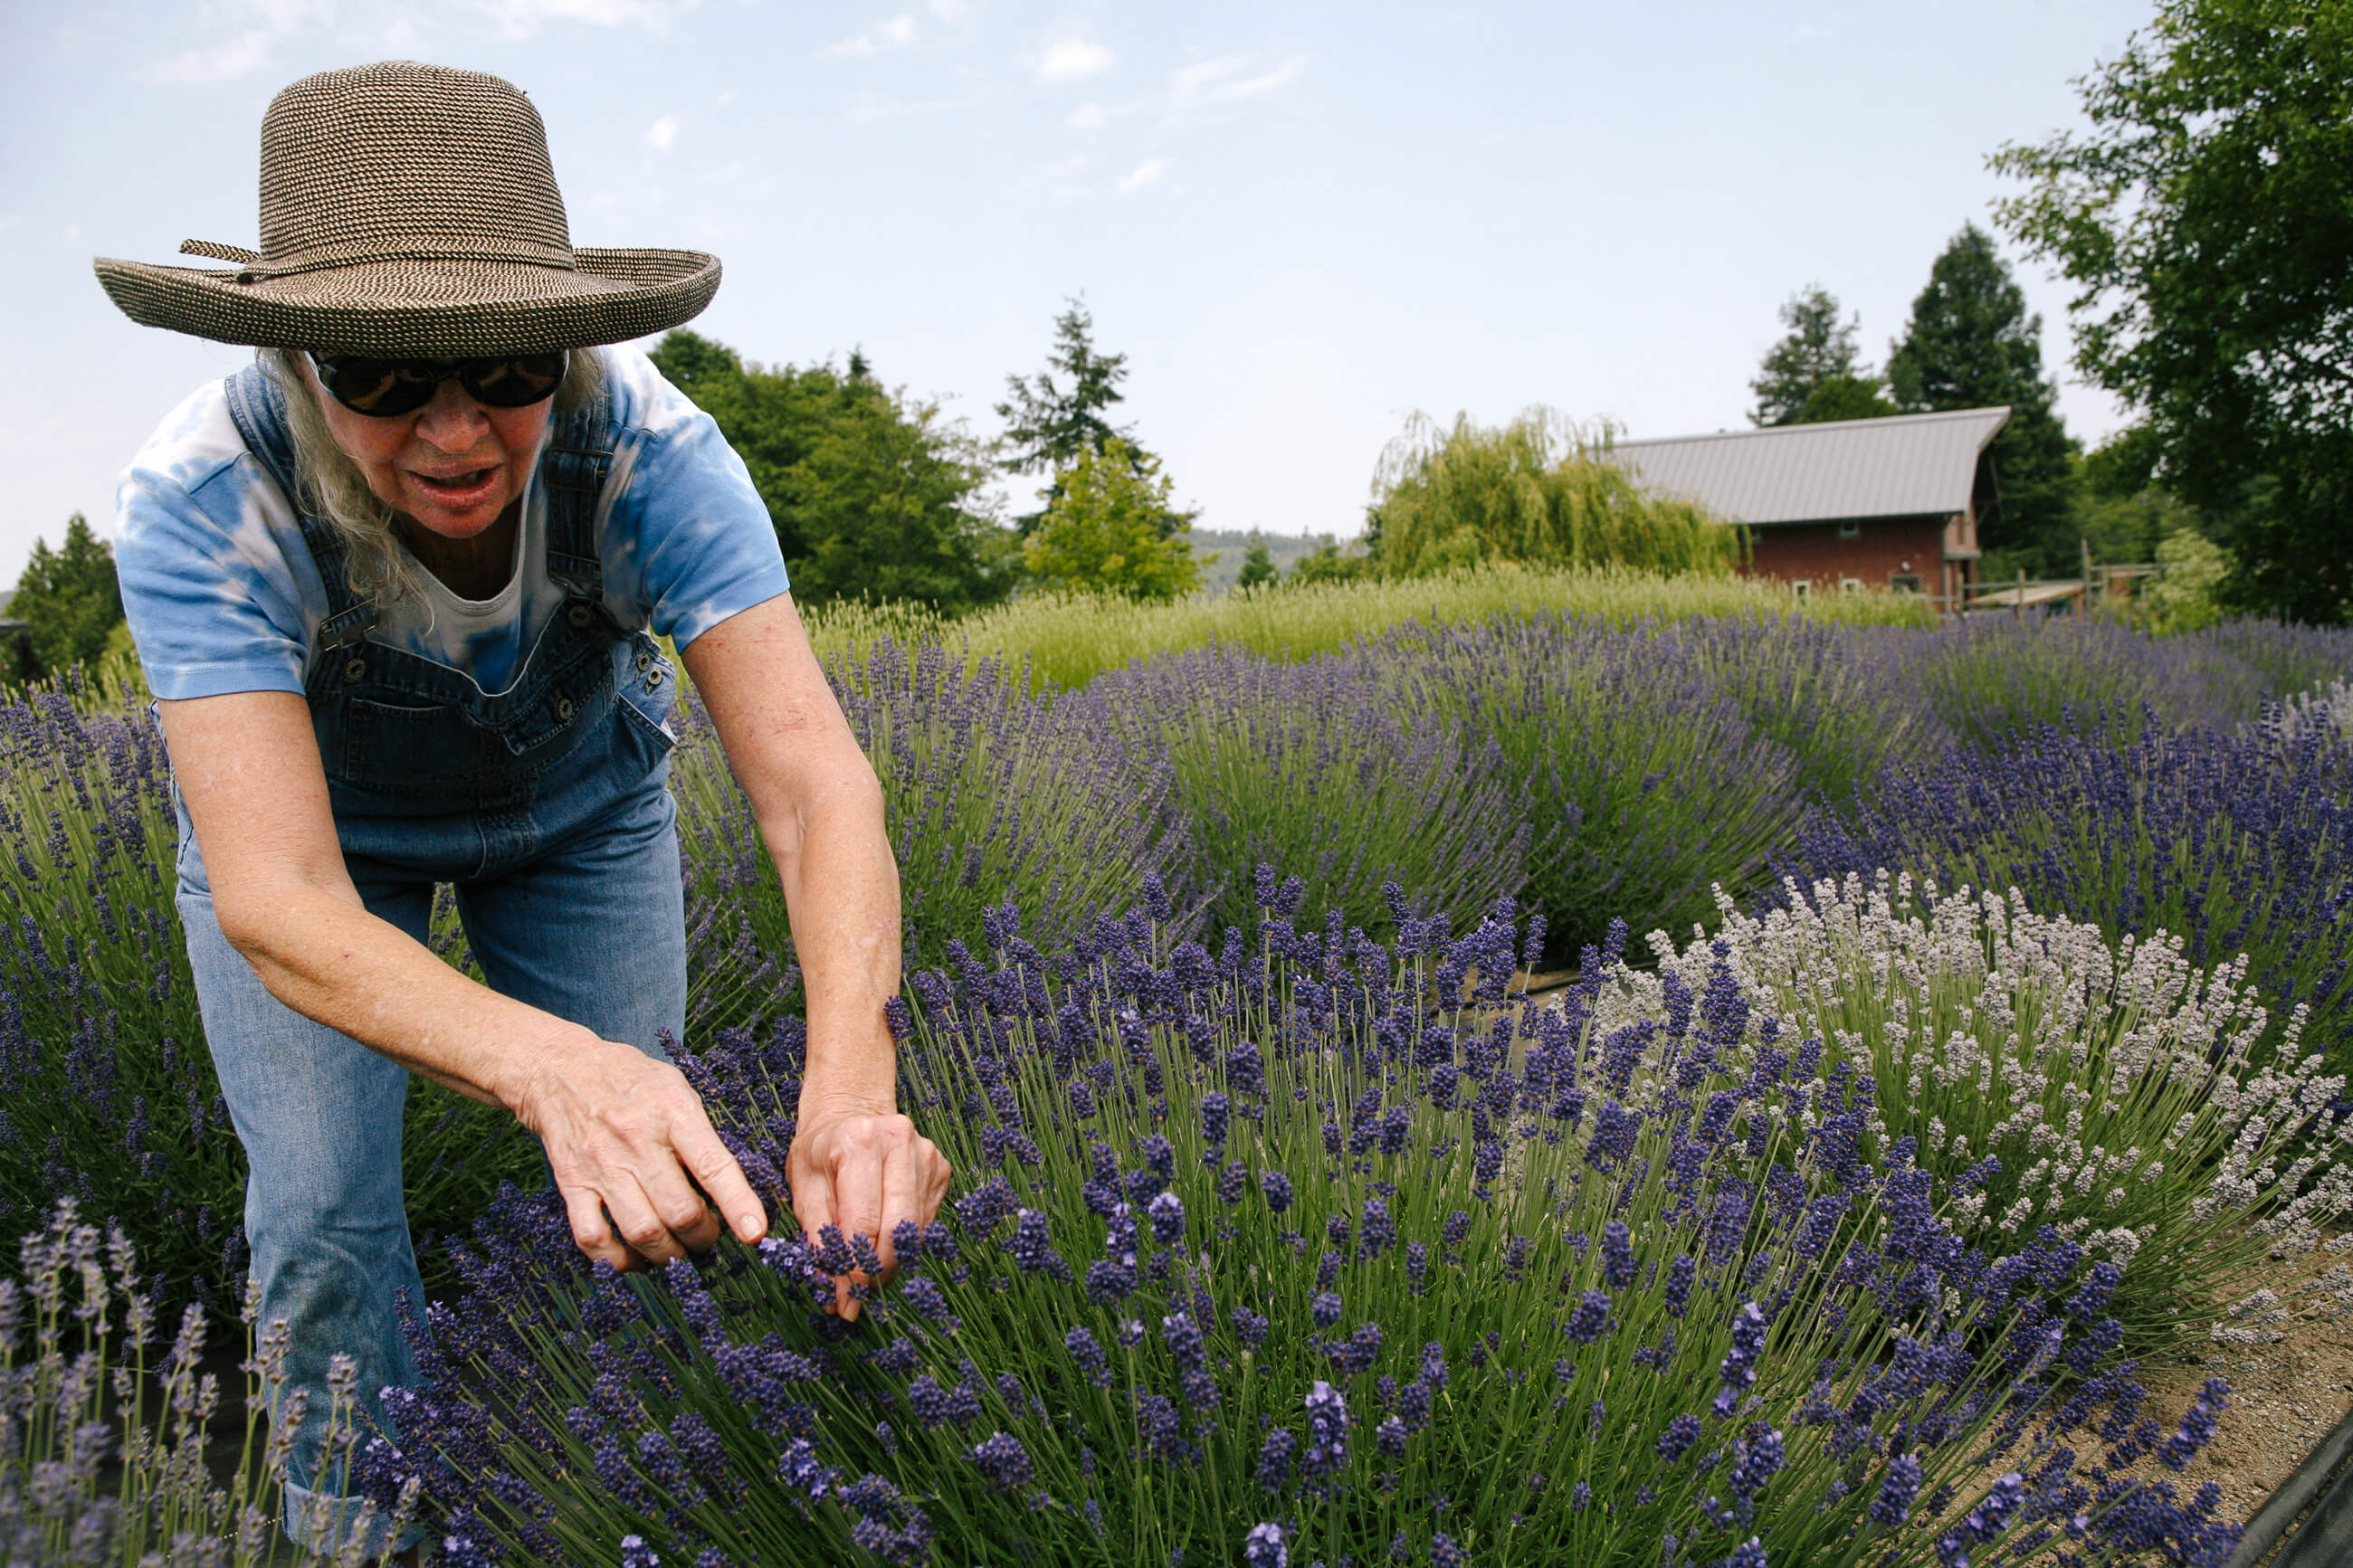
[1366,408,1743,580]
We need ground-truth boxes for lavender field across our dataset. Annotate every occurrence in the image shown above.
[5,602,2351,1565]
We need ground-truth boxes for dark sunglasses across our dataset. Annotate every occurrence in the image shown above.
[307,350,569,418]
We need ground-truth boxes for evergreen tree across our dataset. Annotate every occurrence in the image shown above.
[996,299,1195,538]
[648,330,1015,615]
[1234,531,1280,593]
[1750,287,1894,426]
[10,514,122,682]
[1885,223,2080,575]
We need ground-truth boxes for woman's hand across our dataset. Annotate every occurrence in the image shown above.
[514,1037,771,1270]
[787,1098,954,1320]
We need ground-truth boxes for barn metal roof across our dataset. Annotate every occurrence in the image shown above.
[1610,406,2010,526]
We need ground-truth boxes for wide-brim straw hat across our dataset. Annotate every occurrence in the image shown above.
[93,60,719,356]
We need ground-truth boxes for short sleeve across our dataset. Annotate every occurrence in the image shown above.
[603,356,789,649]
[115,398,316,702]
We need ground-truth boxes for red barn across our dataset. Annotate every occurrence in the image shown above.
[1611,407,2009,613]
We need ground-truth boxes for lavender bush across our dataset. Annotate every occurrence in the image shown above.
[671,639,1199,977]
[1905,619,2271,755]
[1789,715,2353,1068]
[1618,873,2353,1356]
[0,687,549,1317]
[0,1197,415,1564]
[1089,648,1529,940]
[360,889,2240,1566]
[1369,615,1807,957]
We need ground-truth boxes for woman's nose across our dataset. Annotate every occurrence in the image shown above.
[410,375,493,451]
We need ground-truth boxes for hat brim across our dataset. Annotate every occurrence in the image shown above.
[92,247,720,356]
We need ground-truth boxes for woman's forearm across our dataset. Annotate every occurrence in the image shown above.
[216,880,595,1107]
[760,761,902,1112]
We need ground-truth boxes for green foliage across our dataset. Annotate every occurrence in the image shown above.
[1233,532,1279,593]
[1886,224,2082,575]
[1749,285,1874,427]
[1366,409,1743,581]
[2143,527,2231,633]
[996,298,1193,539]
[1285,539,1368,585]
[1787,374,1898,424]
[1991,0,2353,622]
[1023,439,1204,601]
[10,514,124,683]
[799,563,1938,693]
[647,330,1014,616]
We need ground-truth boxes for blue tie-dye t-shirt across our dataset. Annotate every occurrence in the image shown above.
[114,346,788,703]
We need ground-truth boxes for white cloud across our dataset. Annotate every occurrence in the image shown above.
[1115,157,1167,192]
[381,15,424,52]
[58,223,82,245]
[1215,58,1304,100]
[1065,101,1109,131]
[645,115,680,150]
[1172,52,1306,103]
[715,89,737,107]
[1034,30,1113,83]
[825,14,918,57]
[928,0,968,18]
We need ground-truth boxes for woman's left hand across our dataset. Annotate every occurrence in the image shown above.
[786,1099,953,1321]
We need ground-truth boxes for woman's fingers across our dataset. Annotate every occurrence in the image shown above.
[672,1116,769,1245]
[558,1182,633,1273]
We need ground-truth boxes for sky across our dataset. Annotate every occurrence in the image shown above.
[0,0,2157,584]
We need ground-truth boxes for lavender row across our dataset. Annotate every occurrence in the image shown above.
[354,887,2262,1565]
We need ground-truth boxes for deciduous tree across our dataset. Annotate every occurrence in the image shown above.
[1023,439,1203,600]
[649,331,1015,615]
[1991,0,2353,621]
[996,299,1195,538]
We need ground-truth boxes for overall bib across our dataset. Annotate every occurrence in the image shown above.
[174,364,690,1550]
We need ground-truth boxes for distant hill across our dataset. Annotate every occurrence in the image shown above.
[1186,529,1364,595]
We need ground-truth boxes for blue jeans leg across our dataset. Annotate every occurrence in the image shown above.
[455,779,688,1061]
[177,874,433,1556]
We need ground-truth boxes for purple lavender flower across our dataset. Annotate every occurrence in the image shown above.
[1201,1092,1232,1150]
[2159,1379,2230,1470]
[1233,1307,1271,1349]
[1148,1192,1186,1245]
[1303,1381,1350,1477]
[1432,1535,1466,1568]
[1261,1172,1295,1213]
[1359,1195,1396,1259]
[1664,1253,1696,1318]
[1065,1326,1112,1388]
[1601,1220,1636,1290]
[1872,1453,1921,1527]
[969,1431,1034,1490]
[1244,1522,1288,1568]
[1009,1209,1072,1282]
[1311,1291,1344,1329]
[1162,1311,1207,1372]
[1657,1414,1701,1460]
[621,1535,660,1568]
[1255,1428,1298,1492]
[1565,1289,1612,1345]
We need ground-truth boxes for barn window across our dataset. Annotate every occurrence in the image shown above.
[1836,521,1862,539]
[1891,573,1923,594]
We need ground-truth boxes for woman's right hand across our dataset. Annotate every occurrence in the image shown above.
[512,1034,770,1269]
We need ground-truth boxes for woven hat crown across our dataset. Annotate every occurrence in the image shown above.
[259,62,571,274]
[94,58,719,355]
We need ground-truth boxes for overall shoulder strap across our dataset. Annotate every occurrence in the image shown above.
[538,375,618,618]
[220,363,379,687]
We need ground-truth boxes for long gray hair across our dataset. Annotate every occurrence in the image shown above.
[258,347,606,602]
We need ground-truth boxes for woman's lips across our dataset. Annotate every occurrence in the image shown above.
[410,465,500,508]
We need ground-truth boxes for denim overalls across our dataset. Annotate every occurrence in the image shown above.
[173,365,691,1551]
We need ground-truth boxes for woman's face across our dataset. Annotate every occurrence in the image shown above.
[300,358,552,540]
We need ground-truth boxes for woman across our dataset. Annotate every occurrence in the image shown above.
[95,61,951,1554]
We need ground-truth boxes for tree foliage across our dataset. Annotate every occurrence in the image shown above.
[1023,438,1204,601]
[1991,0,2353,622]
[648,330,1014,616]
[996,299,1194,539]
[1750,287,1897,426]
[1886,223,2082,575]
[10,514,122,682]
[1234,531,1280,593]
[1367,409,1744,580]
